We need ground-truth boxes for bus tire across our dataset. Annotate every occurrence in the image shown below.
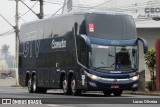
[1,75,6,79]
[62,76,71,95]
[113,90,123,96]
[103,90,112,96]
[28,77,33,93]
[32,75,38,93]
[71,76,81,96]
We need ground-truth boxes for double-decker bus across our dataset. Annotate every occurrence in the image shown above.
[18,11,148,96]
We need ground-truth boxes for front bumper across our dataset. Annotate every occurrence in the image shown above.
[84,71,139,91]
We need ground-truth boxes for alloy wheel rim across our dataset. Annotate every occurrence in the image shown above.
[63,79,67,93]
[33,79,36,92]
[71,79,75,93]
[28,79,31,91]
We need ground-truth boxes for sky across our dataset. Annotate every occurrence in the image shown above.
[0,0,106,57]
[1,0,160,56]
[0,0,63,56]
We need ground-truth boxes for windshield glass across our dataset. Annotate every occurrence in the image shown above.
[90,44,138,71]
[86,13,137,40]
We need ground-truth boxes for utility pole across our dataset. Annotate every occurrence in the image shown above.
[39,0,44,19]
[1,0,19,85]
[30,0,44,19]
[0,0,19,85]
[62,0,67,14]
[15,0,19,86]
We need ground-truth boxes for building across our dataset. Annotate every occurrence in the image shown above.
[63,0,160,81]
[0,60,8,71]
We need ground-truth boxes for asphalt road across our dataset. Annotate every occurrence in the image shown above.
[0,86,159,107]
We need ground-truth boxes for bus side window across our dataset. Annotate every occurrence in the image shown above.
[36,53,44,68]
[76,37,88,67]
[19,56,22,68]
[48,52,56,68]
[66,51,74,67]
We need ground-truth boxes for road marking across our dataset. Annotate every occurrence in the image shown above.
[47,105,75,107]
[47,104,60,107]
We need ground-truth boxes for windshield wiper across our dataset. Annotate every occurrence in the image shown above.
[129,67,138,71]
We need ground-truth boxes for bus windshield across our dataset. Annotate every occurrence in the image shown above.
[90,44,138,71]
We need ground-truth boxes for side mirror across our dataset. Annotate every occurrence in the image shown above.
[137,37,148,54]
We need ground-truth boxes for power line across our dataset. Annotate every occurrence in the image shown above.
[19,17,26,22]
[20,1,38,18]
[0,29,15,36]
[61,0,67,14]
[51,0,70,17]
[19,0,40,19]
[45,0,112,9]
[44,0,63,5]
[39,0,160,16]
[0,14,15,28]
[104,1,160,12]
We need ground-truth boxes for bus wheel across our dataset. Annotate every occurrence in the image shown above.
[1,75,6,79]
[32,75,38,93]
[62,76,70,95]
[71,76,81,96]
[113,90,123,96]
[28,77,33,93]
[103,90,112,96]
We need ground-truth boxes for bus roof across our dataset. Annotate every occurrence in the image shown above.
[73,10,129,16]
[20,10,129,27]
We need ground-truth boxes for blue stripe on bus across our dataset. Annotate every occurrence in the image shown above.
[88,36,137,46]
[89,69,138,79]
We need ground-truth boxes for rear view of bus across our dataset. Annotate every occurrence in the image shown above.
[76,12,148,96]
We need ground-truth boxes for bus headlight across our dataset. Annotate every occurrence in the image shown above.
[84,71,100,80]
[91,75,98,80]
[130,75,139,81]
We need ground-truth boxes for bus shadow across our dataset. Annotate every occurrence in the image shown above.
[46,92,130,97]
[80,93,130,97]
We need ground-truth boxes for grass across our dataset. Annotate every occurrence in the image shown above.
[10,84,21,87]
[124,90,160,96]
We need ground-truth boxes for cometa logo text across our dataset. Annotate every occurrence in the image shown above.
[51,39,66,49]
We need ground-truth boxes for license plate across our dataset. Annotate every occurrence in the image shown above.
[111,85,119,89]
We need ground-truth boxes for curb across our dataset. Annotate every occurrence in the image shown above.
[124,91,160,96]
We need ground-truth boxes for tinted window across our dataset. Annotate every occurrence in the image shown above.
[74,15,86,35]
[76,37,88,67]
[86,13,137,40]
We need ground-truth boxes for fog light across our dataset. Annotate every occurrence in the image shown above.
[89,82,97,87]
[132,83,138,88]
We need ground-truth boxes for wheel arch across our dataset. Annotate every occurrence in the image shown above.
[31,71,36,78]
[25,71,36,87]
[60,70,66,88]
[25,71,30,86]
[68,70,74,83]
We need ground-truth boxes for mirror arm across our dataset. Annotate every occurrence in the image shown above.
[137,37,148,54]
[79,34,92,52]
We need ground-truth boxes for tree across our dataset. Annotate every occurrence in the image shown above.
[144,48,156,91]
[1,44,10,58]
